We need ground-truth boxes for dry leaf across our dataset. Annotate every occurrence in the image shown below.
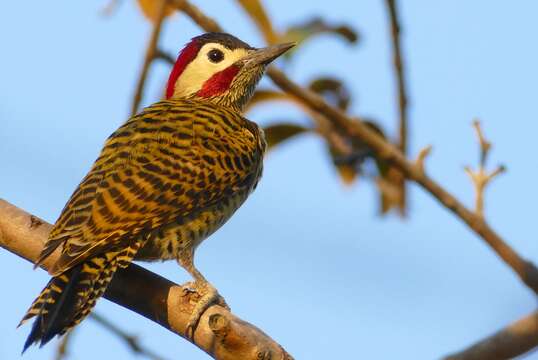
[263,123,310,150]
[137,0,174,22]
[329,146,358,185]
[376,168,405,216]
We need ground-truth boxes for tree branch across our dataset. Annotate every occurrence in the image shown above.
[131,0,168,116]
[443,311,538,360]
[384,0,408,155]
[89,312,167,360]
[383,0,409,215]
[167,0,538,296]
[0,199,293,360]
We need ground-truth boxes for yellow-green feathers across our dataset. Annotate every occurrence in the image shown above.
[21,99,265,349]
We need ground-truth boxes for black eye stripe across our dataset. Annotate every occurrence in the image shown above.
[207,49,224,63]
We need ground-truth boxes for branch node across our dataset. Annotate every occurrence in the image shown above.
[208,313,230,338]
[29,215,43,229]
[465,121,505,218]
[256,349,272,360]
[414,145,432,174]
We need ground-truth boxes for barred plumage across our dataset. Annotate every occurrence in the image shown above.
[20,32,293,351]
[39,99,264,272]
[20,242,141,349]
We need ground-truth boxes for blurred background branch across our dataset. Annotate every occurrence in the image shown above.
[89,312,167,360]
[443,311,538,360]
[53,330,73,360]
[383,0,408,215]
[130,0,169,115]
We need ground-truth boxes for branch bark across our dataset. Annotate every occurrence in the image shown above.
[443,311,538,360]
[169,0,538,296]
[0,199,293,360]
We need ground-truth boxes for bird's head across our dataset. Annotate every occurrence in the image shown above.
[166,33,294,112]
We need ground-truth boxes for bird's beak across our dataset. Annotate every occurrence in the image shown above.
[243,42,296,67]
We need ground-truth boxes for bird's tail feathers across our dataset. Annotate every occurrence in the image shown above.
[19,243,141,352]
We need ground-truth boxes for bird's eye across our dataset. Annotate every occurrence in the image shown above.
[207,49,224,63]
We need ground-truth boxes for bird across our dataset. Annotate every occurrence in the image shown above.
[19,32,294,351]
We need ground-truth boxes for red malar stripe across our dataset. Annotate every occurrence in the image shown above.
[197,65,241,98]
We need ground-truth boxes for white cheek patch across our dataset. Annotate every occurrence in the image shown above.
[173,43,249,98]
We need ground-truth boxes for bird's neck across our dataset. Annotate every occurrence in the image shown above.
[178,93,244,114]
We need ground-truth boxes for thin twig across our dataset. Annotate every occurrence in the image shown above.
[169,0,538,295]
[173,0,222,32]
[0,200,293,360]
[54,312,166,360]
[384,0,409,215]
[90,312,167,360]
[443,310,538,360]
[414,145,432,175]
[54,328,74,360]
[385,0,408,154]
[131,0,169,116]
[464,120,506,218]
[473,119,491,167]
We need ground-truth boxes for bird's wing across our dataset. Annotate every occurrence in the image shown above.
[37,100,264,276]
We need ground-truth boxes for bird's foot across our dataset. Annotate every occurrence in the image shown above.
[182,281,229,339]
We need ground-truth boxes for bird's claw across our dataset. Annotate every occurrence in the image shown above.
[181,281,197,295]
[182,281,229,340]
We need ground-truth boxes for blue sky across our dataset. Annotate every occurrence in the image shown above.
[1,1,538,359]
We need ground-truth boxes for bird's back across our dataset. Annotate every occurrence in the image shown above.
[39,98,265,275]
